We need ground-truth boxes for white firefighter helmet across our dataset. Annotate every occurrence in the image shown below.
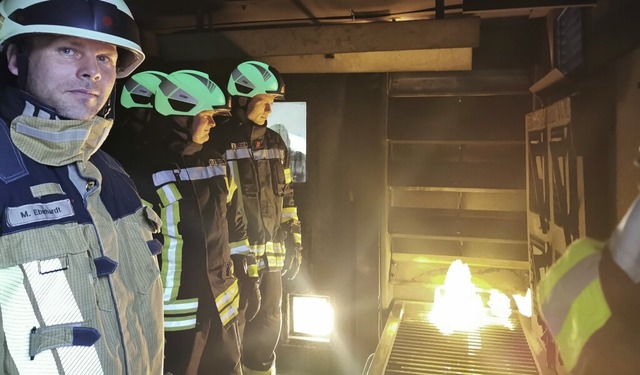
[0,0,145,78]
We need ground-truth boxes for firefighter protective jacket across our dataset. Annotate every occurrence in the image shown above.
[0,87,164,374]
[127,118,242,331]
[210,116,301,271]
[537,196,640,374]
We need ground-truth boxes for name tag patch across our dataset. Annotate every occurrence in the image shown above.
[6,199,75,227]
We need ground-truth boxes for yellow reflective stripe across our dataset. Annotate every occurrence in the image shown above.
[164,299,199,331]
[216,280,240,326]
[284,168,292,184]
[157,183,182,207]
[230,239,251,255]
[164,315,197,331]
[250,244,266,257]
[266,255,284,269]
[140,198,154,209]
[281,206,298,222]
[556,279,610,371]
[537,238,611,372]
[160,200,183,302]
[247,263,259,278]
[229,160,248,227]
[164,298,198,315]
[215,280,239,311]
[273,242,285,255]
[538,238,602,303]
[243,363,275,375]
[226,176,237,204]
[264,243,285,269]
[219,294,240,327]
[293,233,302,244]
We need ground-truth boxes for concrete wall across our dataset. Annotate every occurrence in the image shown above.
[615,46,640,219]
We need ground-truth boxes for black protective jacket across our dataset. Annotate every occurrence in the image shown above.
[210,115,301,271]
[127,117,242,329]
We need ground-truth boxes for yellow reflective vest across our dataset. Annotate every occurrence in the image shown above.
[537,238,611,372]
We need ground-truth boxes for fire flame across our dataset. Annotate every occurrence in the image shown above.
[513,288,532,318]
[428,259,514,335]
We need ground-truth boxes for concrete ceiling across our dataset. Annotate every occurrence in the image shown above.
[126,0,597,72]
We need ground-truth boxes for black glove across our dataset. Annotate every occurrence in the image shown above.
[282,242,302,280]
[232,254,261,321]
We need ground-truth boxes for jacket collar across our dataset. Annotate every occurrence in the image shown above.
[1,86,113,166]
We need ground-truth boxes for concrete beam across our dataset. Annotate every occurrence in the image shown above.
[157,17,480,62]
[260,48,472,73]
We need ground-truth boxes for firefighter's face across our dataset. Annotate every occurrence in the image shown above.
[191,110,218,144]
[7,35,118,120]
[246,94,277,125]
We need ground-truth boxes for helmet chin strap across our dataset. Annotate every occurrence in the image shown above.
[168,115,194,142]
[98,88,116,120]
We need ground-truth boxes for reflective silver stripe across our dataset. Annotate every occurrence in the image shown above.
[217,281,240,326]
[152,165,226,187]
[219,295,239,326]
[15,122,89,142]
[541,251,602,336]
[0,266,58,373]
[250,243,267,257]
[157,183,181,207]
[23,101,37,117]
[610,196,640,283]
[230,241,251,255]
[281,207,298,221]
[252,148,284,160]
[164,299,198,314]
[216,280,239,311]
[225,148,252,160]
[24,261,103,374]
[164,317,197,331]
[161,201,182,302]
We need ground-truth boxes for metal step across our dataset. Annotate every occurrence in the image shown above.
[368,301,539,375]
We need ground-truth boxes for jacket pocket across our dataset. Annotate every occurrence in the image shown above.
[115,207,162,295]
[0,223,105,325]
[271,160,287,197]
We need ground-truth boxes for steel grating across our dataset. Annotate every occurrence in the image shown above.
[383,301,539,375]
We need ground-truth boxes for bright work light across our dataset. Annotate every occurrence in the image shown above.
[287,294,334,342]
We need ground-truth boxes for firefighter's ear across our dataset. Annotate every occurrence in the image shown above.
[6,44,20,77]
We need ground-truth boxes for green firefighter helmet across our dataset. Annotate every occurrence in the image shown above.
[0,0,145,78]
[227,61,285,99]
[120,70,168,109]
[154,70,232,117]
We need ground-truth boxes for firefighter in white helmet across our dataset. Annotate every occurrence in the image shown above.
[537,158,640,374]
[209,61,303,375]
[120,69,247,374]
[0,0,164,374]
